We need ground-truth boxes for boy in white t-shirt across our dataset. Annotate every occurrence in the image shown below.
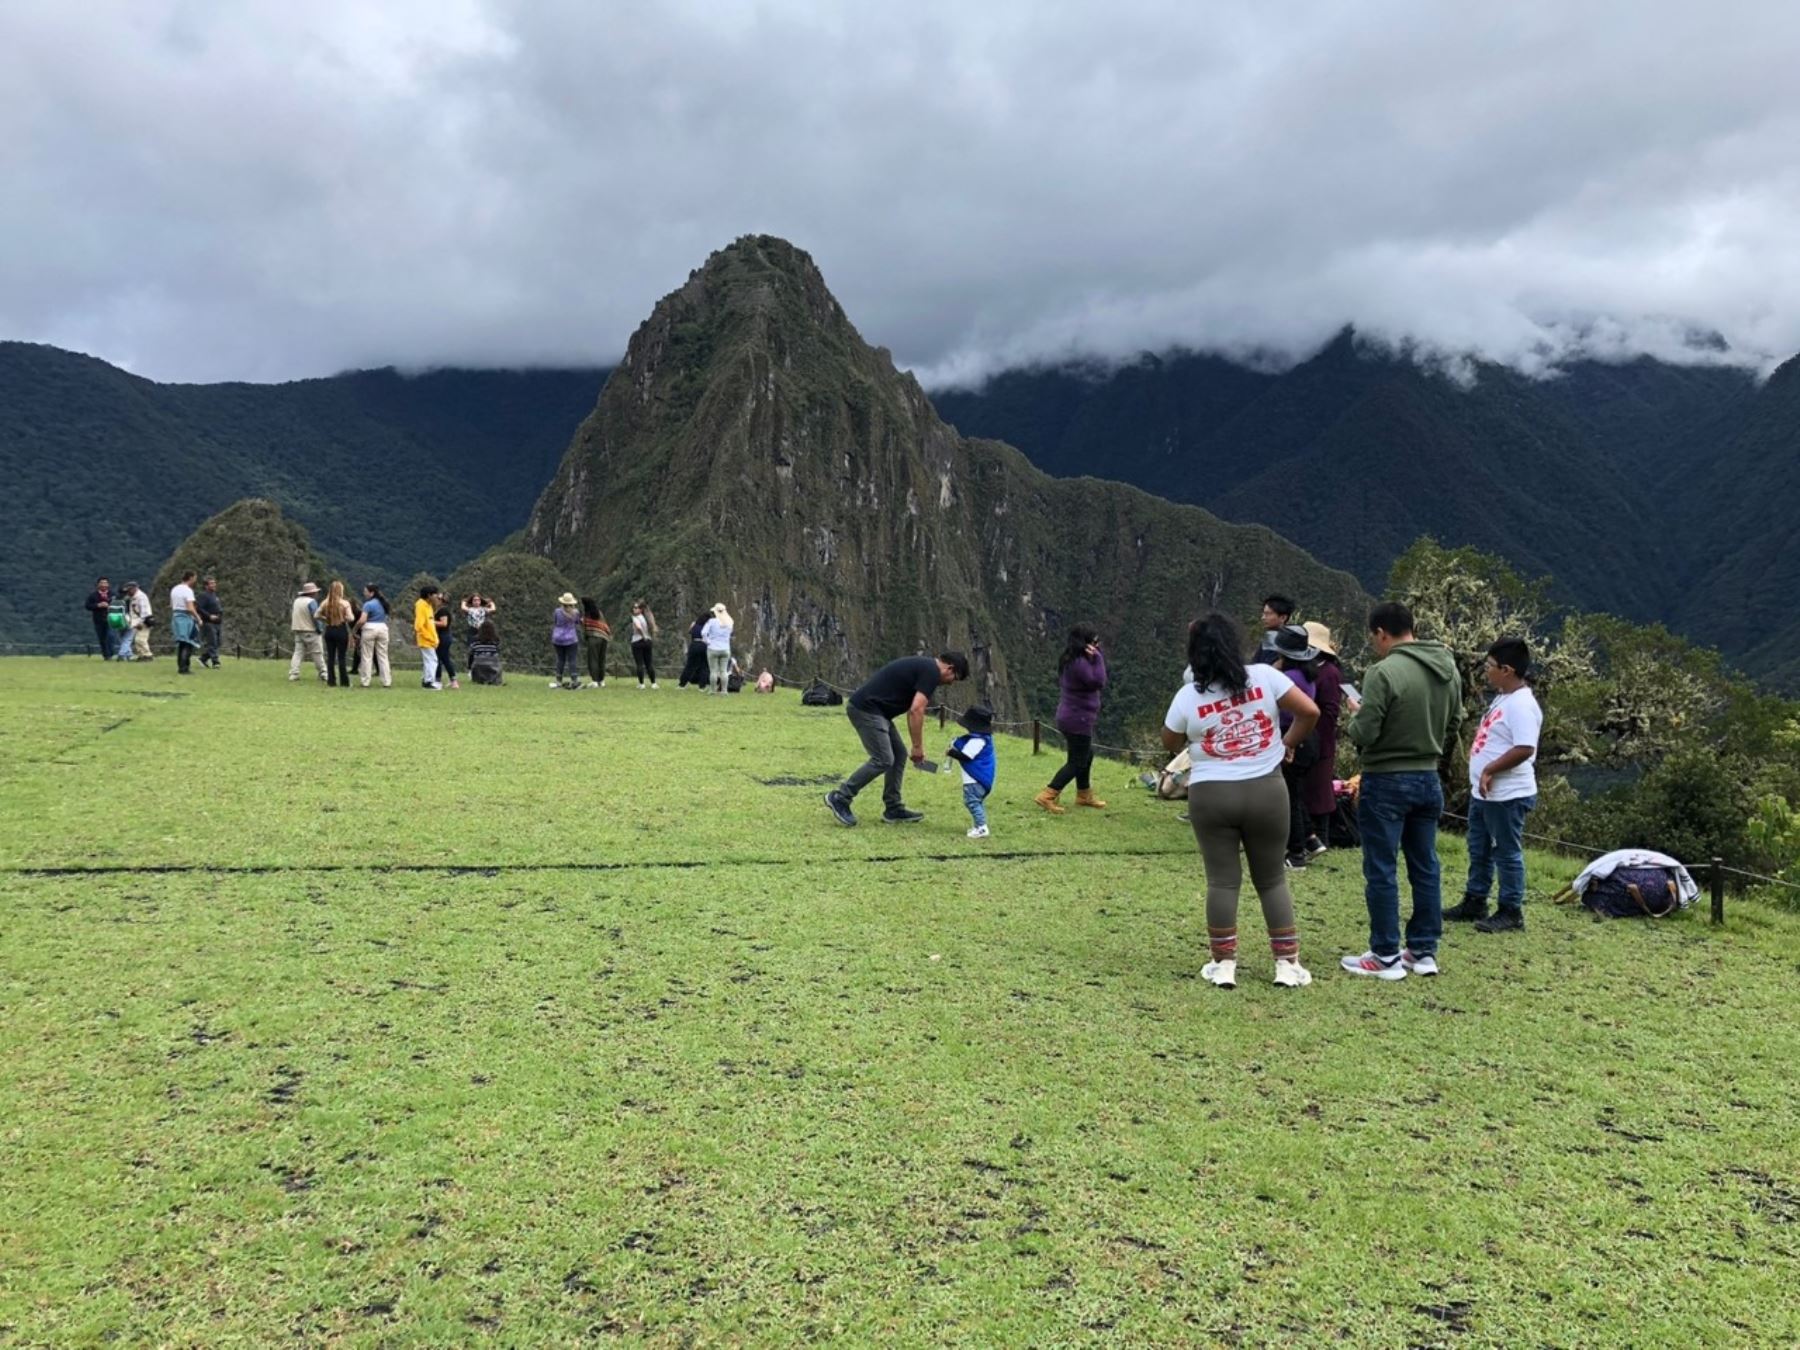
[1448,637,1543,934]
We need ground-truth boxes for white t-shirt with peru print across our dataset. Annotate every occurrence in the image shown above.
[1468,687,1542,802]
[1163,664,1294,783]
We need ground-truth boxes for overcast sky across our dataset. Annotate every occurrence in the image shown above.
[4,0,1799,387]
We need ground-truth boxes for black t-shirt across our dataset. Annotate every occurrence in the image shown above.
[850,656,942,719]
[196,591,223,623]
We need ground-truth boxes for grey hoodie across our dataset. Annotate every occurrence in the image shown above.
[1345,639,1461,774]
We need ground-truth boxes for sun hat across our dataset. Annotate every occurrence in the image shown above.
[298,581,320,595]
[711,602,730,617]
[1303,621,1338,657]
[558,592,578,606]
[1270,624,1320,663]
[958,704,995,735]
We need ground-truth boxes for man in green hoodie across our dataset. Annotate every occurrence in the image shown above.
[1340,601,1462,981]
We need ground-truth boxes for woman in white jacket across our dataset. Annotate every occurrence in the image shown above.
[701,603,735,694]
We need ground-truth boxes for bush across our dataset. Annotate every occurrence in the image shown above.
[1556,748,1755,873]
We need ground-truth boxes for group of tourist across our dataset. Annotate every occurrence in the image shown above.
[84,569,1541,989]
[825,593,1541,991]
[84,575,222,670]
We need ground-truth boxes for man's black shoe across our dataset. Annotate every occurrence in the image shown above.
[1444,894,1490,922]
[882,806,925,824]
[824,792,857,827]
[1474,907,1524,933]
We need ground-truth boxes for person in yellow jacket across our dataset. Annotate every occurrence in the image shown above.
[415,585,443,690]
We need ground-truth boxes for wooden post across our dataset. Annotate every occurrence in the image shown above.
[1711,857,1725,926]
[1032,719,1041,755]
[938,706,947,730]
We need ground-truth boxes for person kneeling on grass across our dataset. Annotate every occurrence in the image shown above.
[948,704,997,839]
[825,650,969,827]
[1162,614,1319,990]
[1447,636,1542,934]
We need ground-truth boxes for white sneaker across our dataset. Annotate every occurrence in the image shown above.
[1339,951,1407,980]
[1273,958,1313,988]
[1201,959,1237,988]
[1401,950,1439,976]
[637,682,645,689]
[966,825,989,838]
[651,682,659,689]
[548,680,559,689]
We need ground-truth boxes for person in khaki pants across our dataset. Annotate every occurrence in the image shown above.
[354,583,394,688]
[288,582,326,681]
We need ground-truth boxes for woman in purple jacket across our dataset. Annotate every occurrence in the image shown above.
[1036,625,1109,814]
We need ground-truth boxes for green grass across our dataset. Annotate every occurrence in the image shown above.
[2,656,1797,1345]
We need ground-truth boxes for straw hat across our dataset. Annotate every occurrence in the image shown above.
[557,592,577,606]
[298,581,320,596]
[1303,620,1338,657]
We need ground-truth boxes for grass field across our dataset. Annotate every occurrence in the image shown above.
[2,655,1797,1346]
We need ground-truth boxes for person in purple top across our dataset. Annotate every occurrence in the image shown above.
[1036,624,1109,814]
[1269,624,1325,868]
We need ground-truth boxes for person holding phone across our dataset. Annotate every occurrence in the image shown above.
[825,650,970,827]
[1037,624,1109,814]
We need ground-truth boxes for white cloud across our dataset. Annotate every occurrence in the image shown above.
[2,0,1798,384]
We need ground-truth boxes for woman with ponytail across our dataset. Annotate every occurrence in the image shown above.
[1161,613,1320,990]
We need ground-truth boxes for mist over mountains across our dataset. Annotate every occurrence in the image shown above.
[7,243,1799,694]
[936,336,1800,687]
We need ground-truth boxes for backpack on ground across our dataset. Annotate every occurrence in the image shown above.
[801,678,842,707]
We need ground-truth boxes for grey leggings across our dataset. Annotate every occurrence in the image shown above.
[1187,771,1299,956]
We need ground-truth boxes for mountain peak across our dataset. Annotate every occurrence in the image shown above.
[522,239,1367,730]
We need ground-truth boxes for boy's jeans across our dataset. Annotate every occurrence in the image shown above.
[963,782,989,828]
[1358,770,1445,958]
[1467,795,1536,912]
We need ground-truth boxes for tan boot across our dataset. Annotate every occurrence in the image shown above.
[1075,789,1108,809]
[1034,787,1066,815]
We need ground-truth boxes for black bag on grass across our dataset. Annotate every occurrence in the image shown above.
[801,679,842,707]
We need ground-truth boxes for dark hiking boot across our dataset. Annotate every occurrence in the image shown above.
[1475,907,1525,933]
[882,806,925,824]
[1444,893,1490,922]
[824,792,857,827]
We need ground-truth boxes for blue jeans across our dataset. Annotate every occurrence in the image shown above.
[963,782,989,828]
[1467,795,1535,912]
[1358,771,1445,958]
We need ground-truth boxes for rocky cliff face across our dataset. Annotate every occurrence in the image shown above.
[524,236,1367,737]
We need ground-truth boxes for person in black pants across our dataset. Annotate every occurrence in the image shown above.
[679,615,709,688]
[433,599,459,689]
[1038,626,1109,813]
[85,578,116,659]
[196,577,224,667]
[628,600,659,689]
[318,581,356,688]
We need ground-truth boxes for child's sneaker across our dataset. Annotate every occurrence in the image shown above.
[966,824,989,839]
[1400,949,1439,975]
[549,680,559,689]
[1201,959,1237,989]
[1339,951,1406,980]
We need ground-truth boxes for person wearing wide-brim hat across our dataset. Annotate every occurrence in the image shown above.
[1301,621,1348,850]
[288,581,327,682]
[949,703,999,839]
[1268,625,1325,866]
[550,592,582,689]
